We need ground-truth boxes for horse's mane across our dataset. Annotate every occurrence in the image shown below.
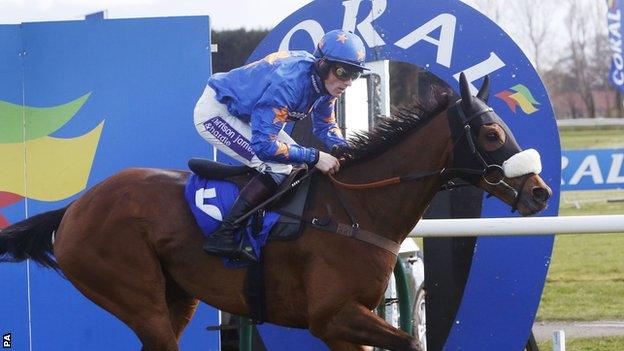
[344,81,456,164]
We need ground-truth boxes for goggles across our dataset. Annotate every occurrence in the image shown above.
[333,65,361,81]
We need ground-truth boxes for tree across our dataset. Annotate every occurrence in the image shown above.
[471,0,556,74]
[511,0,556,74]
[211,28,270,73]
[588,1,621,117]
[563,0,610,118]
[469,0,504,24]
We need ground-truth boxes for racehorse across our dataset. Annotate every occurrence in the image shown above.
[0,73,551,351]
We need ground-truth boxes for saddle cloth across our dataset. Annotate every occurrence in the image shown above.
[184,173,311,268]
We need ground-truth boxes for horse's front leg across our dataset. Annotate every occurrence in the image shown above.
[309,301,420,351]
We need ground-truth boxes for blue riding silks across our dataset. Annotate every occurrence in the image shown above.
[206,50,346,164]
[184,173,280,268]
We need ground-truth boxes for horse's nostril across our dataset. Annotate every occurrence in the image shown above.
[532,187,550,203]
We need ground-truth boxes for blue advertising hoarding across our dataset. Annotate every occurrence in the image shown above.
[0,23,30,351]
[0,16,219,350]
[608,0,624,92]
[562,148,624,190]
[251,0,560,350]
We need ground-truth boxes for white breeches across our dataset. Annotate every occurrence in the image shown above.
[193,85,295,177]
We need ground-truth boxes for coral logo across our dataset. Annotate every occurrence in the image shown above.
[0,94,104,227]
[495,84,540,115]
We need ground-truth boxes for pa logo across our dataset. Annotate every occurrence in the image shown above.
[2,333,10,348]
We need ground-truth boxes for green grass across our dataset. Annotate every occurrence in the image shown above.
[537,189,624,322]
[417,129,624,347]
[539,281,624,321]
[538,336,624,351]
[560,190,624,215]
[533,129,624,349]
[535,128,624,327]
[559,128,624,150]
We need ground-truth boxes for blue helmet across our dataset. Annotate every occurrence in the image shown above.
[314,30,368,71]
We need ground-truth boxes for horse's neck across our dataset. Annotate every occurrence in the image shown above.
[326,113,453,243]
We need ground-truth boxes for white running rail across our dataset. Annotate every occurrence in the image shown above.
[409,215,624,237]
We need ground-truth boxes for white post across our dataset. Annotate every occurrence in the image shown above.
[364,60,391,116]
[384,274,399,327]
[553,330,565,351]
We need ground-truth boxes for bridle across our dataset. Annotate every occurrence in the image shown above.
[328,100,532,212]
[444,100,530,212]
[269,99,534,256]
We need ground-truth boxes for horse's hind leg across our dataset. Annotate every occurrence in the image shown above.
[165,276,199,339]
[55,223,179,350]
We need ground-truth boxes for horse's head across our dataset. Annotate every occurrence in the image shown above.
[446,73,552,216]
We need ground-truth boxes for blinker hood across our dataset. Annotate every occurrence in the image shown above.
[452,99,522,167]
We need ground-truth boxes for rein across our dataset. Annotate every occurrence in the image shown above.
[250,101,531,255]
[326,102,494,191]
[328,170,441,190]
[316,101,530,252]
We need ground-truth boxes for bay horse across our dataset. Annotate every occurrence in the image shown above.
[0,73,551,351]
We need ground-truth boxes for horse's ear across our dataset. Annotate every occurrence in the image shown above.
[477,75,490,103]
[459,72,473,110]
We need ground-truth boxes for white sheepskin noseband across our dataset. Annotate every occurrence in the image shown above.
[502,148,542,178]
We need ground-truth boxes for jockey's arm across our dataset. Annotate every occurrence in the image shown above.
[311,97,348,150]
[250,83,318,165]
[250,107,318,165]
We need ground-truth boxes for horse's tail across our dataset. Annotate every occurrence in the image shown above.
[0,206,68,270]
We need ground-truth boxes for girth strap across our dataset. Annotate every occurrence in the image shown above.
[245,261,266,324]
[276,209,401,257]
[317,221,401,256]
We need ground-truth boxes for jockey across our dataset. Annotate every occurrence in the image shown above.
[194,29,367,261]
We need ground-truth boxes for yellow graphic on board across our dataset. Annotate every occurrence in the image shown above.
[0,121,104,201]
[0,93,104,203]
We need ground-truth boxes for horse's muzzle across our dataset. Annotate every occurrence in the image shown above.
[517,175,552,216]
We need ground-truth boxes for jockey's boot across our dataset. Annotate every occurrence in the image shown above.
[202,172,278,262]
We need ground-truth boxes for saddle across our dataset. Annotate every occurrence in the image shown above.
[188,158,313,324]
[187,158,312,241]
[188,158,401,324]
[188,158,251,178]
